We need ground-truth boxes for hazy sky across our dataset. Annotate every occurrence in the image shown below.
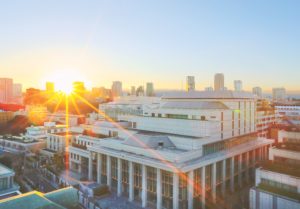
[0,0,299,92]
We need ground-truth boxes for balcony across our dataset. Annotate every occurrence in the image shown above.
[262,161,300,178]
[71,142,87,150]
[257,183,300,201]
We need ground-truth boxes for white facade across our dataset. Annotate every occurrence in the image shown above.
[234,80,243,92]
[272,88,286,102]
[111,81,122,98]
[253,87,262,98]
[70,91,274,209]
[250,130,300,209]
[146,82,154,96]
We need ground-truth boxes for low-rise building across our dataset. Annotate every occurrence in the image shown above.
[0,187,80,209]
[250,129,300,209]
[0,163,20,199]
[0,135,45,153]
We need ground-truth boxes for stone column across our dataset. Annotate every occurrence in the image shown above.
[88,152,93,181]
[238,154,242,188]
[117,158,122,197]
[230,157,234,192]
[97,153,102,184]
[106,156,111,189]
[188,170,194,209]
[142,165,147,208]
[157,168,162,209]
[221,159,226,196]
[245,152,249,183]
[173,172,179,209]
[212,163,217,203]
[201,166,206,209]
[129,161,134,202]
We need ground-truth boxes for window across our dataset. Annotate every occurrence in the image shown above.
[200,116,206,121]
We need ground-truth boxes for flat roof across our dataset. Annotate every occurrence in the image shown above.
[0,163,14,176]
[162,90,255,99]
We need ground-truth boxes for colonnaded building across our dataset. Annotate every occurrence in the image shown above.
[68,91,273,209]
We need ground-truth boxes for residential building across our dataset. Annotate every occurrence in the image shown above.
[0,135,45,153]
[73,91,273,209]
[249,129,300,209]
[0,164,20,199]
[146,82,154,96]
[214,73,224,91]
[234,80,243,92]
[0,111,14,125]
[111,81,122,98]
[252,87,262,98]
[0,78,13,103]
[256,100,278,138]
[186,76,195,92]
[272,88,286,102]
[0,187,80,209]
[136,86,144,96]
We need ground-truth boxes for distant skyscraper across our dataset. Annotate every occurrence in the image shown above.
[111,81,122,98]
[0,78,13,103]
[131,86,136,96]
[205,87,214,92]
[252,87,262,98]
[46,82,55,92]
[136,86,144,96]
[234,80,243,92]
[146,82,154,96]
[13,83,22,97]
[214,73,224,91]
[272,88,286,102]
[186,76,195,92]
[73,81,86,95]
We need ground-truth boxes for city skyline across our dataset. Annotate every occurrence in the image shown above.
[0,1,299,92]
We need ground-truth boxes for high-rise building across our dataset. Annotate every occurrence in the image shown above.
[73,81,86,95]
[146,82,154,96]
[0,78,13,103]
[214,73,224,91]
[272,88,286,102]
[186,76,195,92]
[234,80,243,92]
[252,87,262,98]
[131,86,136,96]
[13,83,22,97]
[136,85,144,96]
[46,82,55,92]
[111,81,122,98]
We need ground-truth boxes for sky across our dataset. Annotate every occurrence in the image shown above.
[0,0,299,92]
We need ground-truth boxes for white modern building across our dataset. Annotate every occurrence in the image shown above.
[112,81,123,98]
[70,91,273,209]
[272,88,286,102]
[234,80,243,92]
[146,82,154,97]
[214,73,224,91]
[186,76,195,92]
[253,87,262,98]
[0,164,20,199]
[250,129,300,209]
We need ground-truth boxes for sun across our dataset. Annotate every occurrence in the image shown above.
[56,81,73,95]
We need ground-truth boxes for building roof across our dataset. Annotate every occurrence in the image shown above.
[0,163,14,177]
[0,187,79,209]
[161,101,229,109]
[123,134,176,149]
[162,90,254,99]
